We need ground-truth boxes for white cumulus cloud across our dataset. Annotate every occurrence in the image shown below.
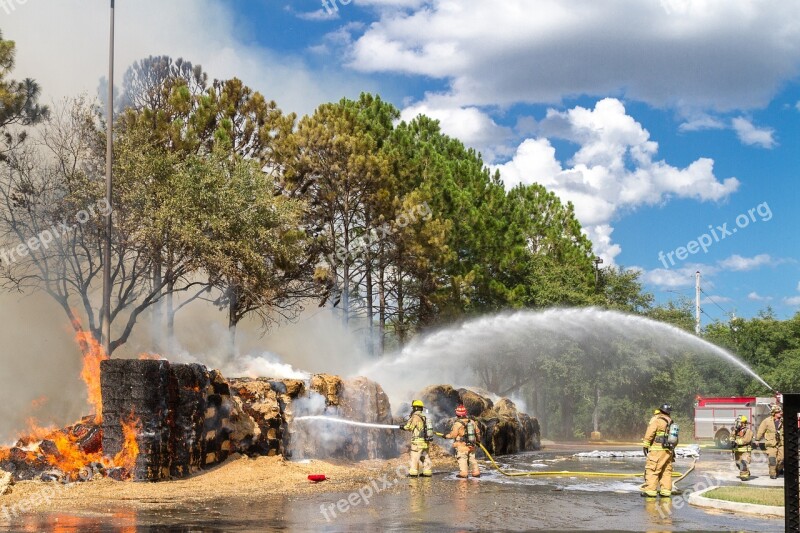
[718,254,773,271]
[732,117,777,148]
[785,296,800,306]
[400,103,514,161]
[348,0,800,111]
[493,98,739,262]
[747,292,772,302]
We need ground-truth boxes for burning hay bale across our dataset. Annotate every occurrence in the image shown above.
[0,417,106,482]
[227,378,290,456]
[419,385,541,454]
[272,374,398,461]
[101,359,171,481]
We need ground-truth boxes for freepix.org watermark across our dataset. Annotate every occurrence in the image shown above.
[321,0,351,16]
[0,0,29,15]
[328,202,433,265]
[319,464,409,522]
[1,462,103,521]
[657,202,772,269]
[0,199,112,267]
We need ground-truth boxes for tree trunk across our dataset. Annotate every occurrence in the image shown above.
[378,247,386,356]
[534,374,547,437]
[227,283,239,356]
[152,261,163,352]
[397,270,405,346]
[592,384,600,433]
[166,278,175,355]
[364,214,374,356]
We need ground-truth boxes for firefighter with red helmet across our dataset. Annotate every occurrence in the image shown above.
[732,415,753,480]
[400,399,433,477]
[640,403,676,498]
[444,404,482,478]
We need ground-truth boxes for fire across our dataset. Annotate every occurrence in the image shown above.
[113,414,140,473]
[72,319,109,424]
[0,317,142,482]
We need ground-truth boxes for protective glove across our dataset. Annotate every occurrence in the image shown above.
[642,447,649,457]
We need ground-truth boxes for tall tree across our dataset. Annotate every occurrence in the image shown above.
[0,31,48,160]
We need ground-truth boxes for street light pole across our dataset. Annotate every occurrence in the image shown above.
[593,257,603,291]
[102,0,115,355]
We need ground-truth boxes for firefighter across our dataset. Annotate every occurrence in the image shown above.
[756,404,783,479]
[732,415,753,480]
[444,404,482,478]
[399,399,432,477]
[640,403,675,498]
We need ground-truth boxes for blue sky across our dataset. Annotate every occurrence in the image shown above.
[5,0,799,321]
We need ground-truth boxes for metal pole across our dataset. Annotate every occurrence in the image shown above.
[785,393,799,531]
[694,270,700,334]
[102,0,115,356]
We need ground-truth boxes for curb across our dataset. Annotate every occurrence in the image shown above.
[687,485,784,518]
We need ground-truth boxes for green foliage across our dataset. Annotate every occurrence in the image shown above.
[0,31,48,160]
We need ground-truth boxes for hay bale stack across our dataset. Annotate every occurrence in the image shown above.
[100,359,172,481]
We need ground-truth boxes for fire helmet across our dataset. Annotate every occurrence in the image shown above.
[412,399,424,410]
[738,415,747,423]
[771,404,782,414]
[659,404,672,415]
[455,404,468,417]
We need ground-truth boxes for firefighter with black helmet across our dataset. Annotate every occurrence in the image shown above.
[732,415,753,480]
[756,404,783,479]
[640,403,676,498]
[400,399,433,477]
[445,404,482,478]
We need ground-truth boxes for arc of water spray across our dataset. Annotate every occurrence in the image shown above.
[358,307,775,395]
[293,415,400,430]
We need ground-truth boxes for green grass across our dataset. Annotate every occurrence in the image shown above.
[704,486,784,506]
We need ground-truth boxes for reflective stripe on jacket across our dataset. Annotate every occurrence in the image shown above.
[734,427,753,452]
[403,412,428,447]
[642,414,671,451]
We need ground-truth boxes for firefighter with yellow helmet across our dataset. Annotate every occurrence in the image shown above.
[444,404,482,478]
[399,399,433,477]
[640,403,677,498]
[756,404,784,479]
[732,415,753,480]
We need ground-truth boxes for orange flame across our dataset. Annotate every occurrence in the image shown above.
[72,319,108,424]
[113,414,140,473]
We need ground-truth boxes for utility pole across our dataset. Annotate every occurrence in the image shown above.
[695,270,701,334]
[593,257,603,291]
[102,0,115,356]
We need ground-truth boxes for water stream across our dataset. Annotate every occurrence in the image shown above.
[359,307,773,403]
[293,415,400,430]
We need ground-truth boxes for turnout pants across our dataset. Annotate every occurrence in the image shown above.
[409,442,432,476]
[642,449,673,497]
[767,445,784,477]
[455,445,480,477]
[734,451,751,479]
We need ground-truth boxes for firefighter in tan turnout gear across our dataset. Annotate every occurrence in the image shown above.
[444,404,482,478]
[640,403,676,498]
[732,415,753,481]
[399,400,433,477]
[756,404,784,479]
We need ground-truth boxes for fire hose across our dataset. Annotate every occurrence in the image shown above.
[473,440,696,484]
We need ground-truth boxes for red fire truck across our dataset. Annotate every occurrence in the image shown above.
[694,395,778,448]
